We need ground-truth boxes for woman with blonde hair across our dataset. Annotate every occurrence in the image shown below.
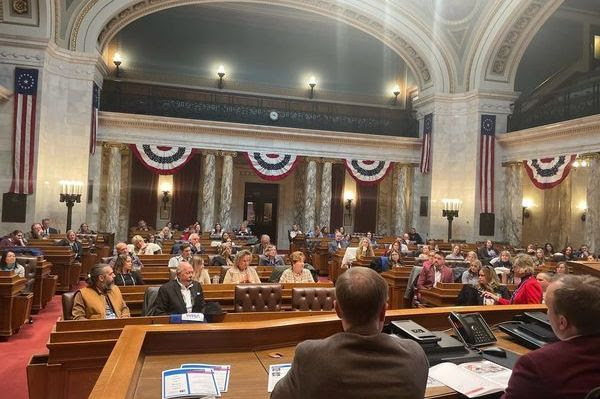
[482,254,542,304]
[191,255,211,285]
[478,266,510,305]
[223,249,261,284]
[355,237,375,261]
[279,251,315,283]
[212,242,235,267]
[130,235,162,255]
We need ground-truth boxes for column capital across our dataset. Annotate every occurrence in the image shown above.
[102,142,128,152]
[217,150,238,158]
[579,152,600,160]
[501,161,523,167]
[201,150,218,156]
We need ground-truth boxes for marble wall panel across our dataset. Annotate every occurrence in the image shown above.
[201,153,216,231]
[501,164,522,247]
[293,161,306,228]
[303,159,317,232]
[319,161,332,231]
[585,159,600,253]
[376,169,392,235]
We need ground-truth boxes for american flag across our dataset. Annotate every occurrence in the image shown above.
[10,68,38,195]
[90,83,100,154]
[420,113,433,174]
[479,114,496,214]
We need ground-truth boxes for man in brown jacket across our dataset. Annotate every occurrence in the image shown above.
[72,264,130,320]
[271,267,428,399]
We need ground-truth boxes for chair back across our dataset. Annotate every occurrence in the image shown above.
[142,286,160,316]
[16,256,37,292]
[234,284,282,312]
[291,287,336,311]
[62,291,77,320]
[585,387,600,399]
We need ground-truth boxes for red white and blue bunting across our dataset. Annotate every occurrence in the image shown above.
[131,144,196,175]
[523,154,577,190]
[244,152,300,181]
[345,159,393,186]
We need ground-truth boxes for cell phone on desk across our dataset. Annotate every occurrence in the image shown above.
[449,312,497,348]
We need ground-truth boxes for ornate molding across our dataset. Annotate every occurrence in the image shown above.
[0,85,13,102]
[12,0,29,14]
[216,150,238,158]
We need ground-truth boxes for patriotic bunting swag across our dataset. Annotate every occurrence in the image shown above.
[523,155,577,190]
[131,144,195,175]
[420,113,433,174]
[344,159,393,186]
[244,152,300,181]
[479,115,496,213]
[11,68,39,194]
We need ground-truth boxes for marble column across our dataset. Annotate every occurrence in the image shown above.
[393,164,410,235]
[201,152,216,231]
[304,159,318,232]
[377,172,393,235]
[585,157,600,253]
[319,161,332,230]
[105,143,123,237]
[502,163,523,247]
[293,161,306,226]
[219,152,235,231]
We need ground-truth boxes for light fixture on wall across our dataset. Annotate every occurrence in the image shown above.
[441,198,461,241]
[308,76,317,99]
[344,190,355,214]
[160,182,172,211]
[217,65,226,89]
[578,201,587,222]
[522,198,533,219]
[113,52,123,78]
[392,85,401,105]
[59,180,83,231]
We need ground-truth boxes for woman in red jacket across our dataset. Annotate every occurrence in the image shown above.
[483,253,542,305]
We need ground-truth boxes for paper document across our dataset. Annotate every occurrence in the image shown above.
[162,368,220,399]
[429,360,512,398]
[181,364,231,392]
[267,363,292,393]
[426,376,445,388]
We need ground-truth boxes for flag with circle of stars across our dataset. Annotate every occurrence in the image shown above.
[480,114,496,214]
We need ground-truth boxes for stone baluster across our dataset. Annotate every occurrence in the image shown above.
[319,160,333,231]
[201,152,216,231]
[304,159,318,232]
[219,151,236,231]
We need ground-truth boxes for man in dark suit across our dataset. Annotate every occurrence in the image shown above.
[153,262,206,315]
[502,275,600,399]
[57,230,83,261]
[271,267,428,399]
[41,218,58,237]
[253,234,271,254]
[328,231,348,255]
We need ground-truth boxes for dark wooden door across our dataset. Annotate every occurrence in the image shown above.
[243,183,279,243]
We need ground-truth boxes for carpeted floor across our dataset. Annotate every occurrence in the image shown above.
[0,295,62,399]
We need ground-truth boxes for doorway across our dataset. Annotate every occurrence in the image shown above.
[243,183,279,243]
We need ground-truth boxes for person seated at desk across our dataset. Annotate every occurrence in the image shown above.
[416,244,431,261]
[388,250,403,268]
[560,245,575,261]
[131,235,162,255]
[259,244,284,266]
[532,247,545,267]
[0,230,27,248]
[77,223,95,235]
[408,227,423,245]
[113,254,144,286]
[26,223,45,240]
[416,251,453,296]
[223,249,261,284]
[384,240,405,257]
[57,230,83,261]
[169,243,193,269]
[536,272,552,303]
[445,245,464,261]
[555,262,569,274]
[482,254,542,305]
[461,259,482,285]
[211,223,223,237]
[191,255,211,285]
[153,262,206,315]
[306,225,324,238]
[41,218,58,237]
[355,237,374,261]
[252,234,271,255]
[0,250,25,277]
[212,242,235,267]
[279,251,314,283]
[156,226,172,242]
[328,231,349,256]
[288,224,302,242]
[237,220,252,236]
[502,275,600,399]
[477,240,497,265]
[543,242,555,261]
[109,242,143,271]
[72,264,130,320]
[458,265,510,306]
[271,267,428,399]
[135,219,152,232]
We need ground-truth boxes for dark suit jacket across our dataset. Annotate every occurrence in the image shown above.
[57,239,83,260]
[416,264,453,291]
[153,280,206,315]
[328,240,348,255]
[271,331,428,399]
[502,334,600,399]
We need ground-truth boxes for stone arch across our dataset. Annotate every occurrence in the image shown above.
[66,0,453,93]
[466,0,564,92]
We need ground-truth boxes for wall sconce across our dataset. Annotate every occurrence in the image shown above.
[522,198,533,219]
[217,65,226,89]
[113,52,122,78]
[308,76,317,99]
[344,190,354,214]
[578,201,588,221]
[160,182,172,210]
[441,198,461,241]
[392,85,401,105]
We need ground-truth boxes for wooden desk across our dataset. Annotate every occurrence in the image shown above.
[0,271,33,338]
[89,305,546,398]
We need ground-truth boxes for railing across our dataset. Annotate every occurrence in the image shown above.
[100,80,419,137]
[509,69,600,131]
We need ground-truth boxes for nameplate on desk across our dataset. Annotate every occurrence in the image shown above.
[170,313,205,323]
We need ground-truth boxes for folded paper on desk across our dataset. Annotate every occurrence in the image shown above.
[181,364,230,393]
[162,367,220,399]
[429,360,512,398]
[267,363,292,393]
